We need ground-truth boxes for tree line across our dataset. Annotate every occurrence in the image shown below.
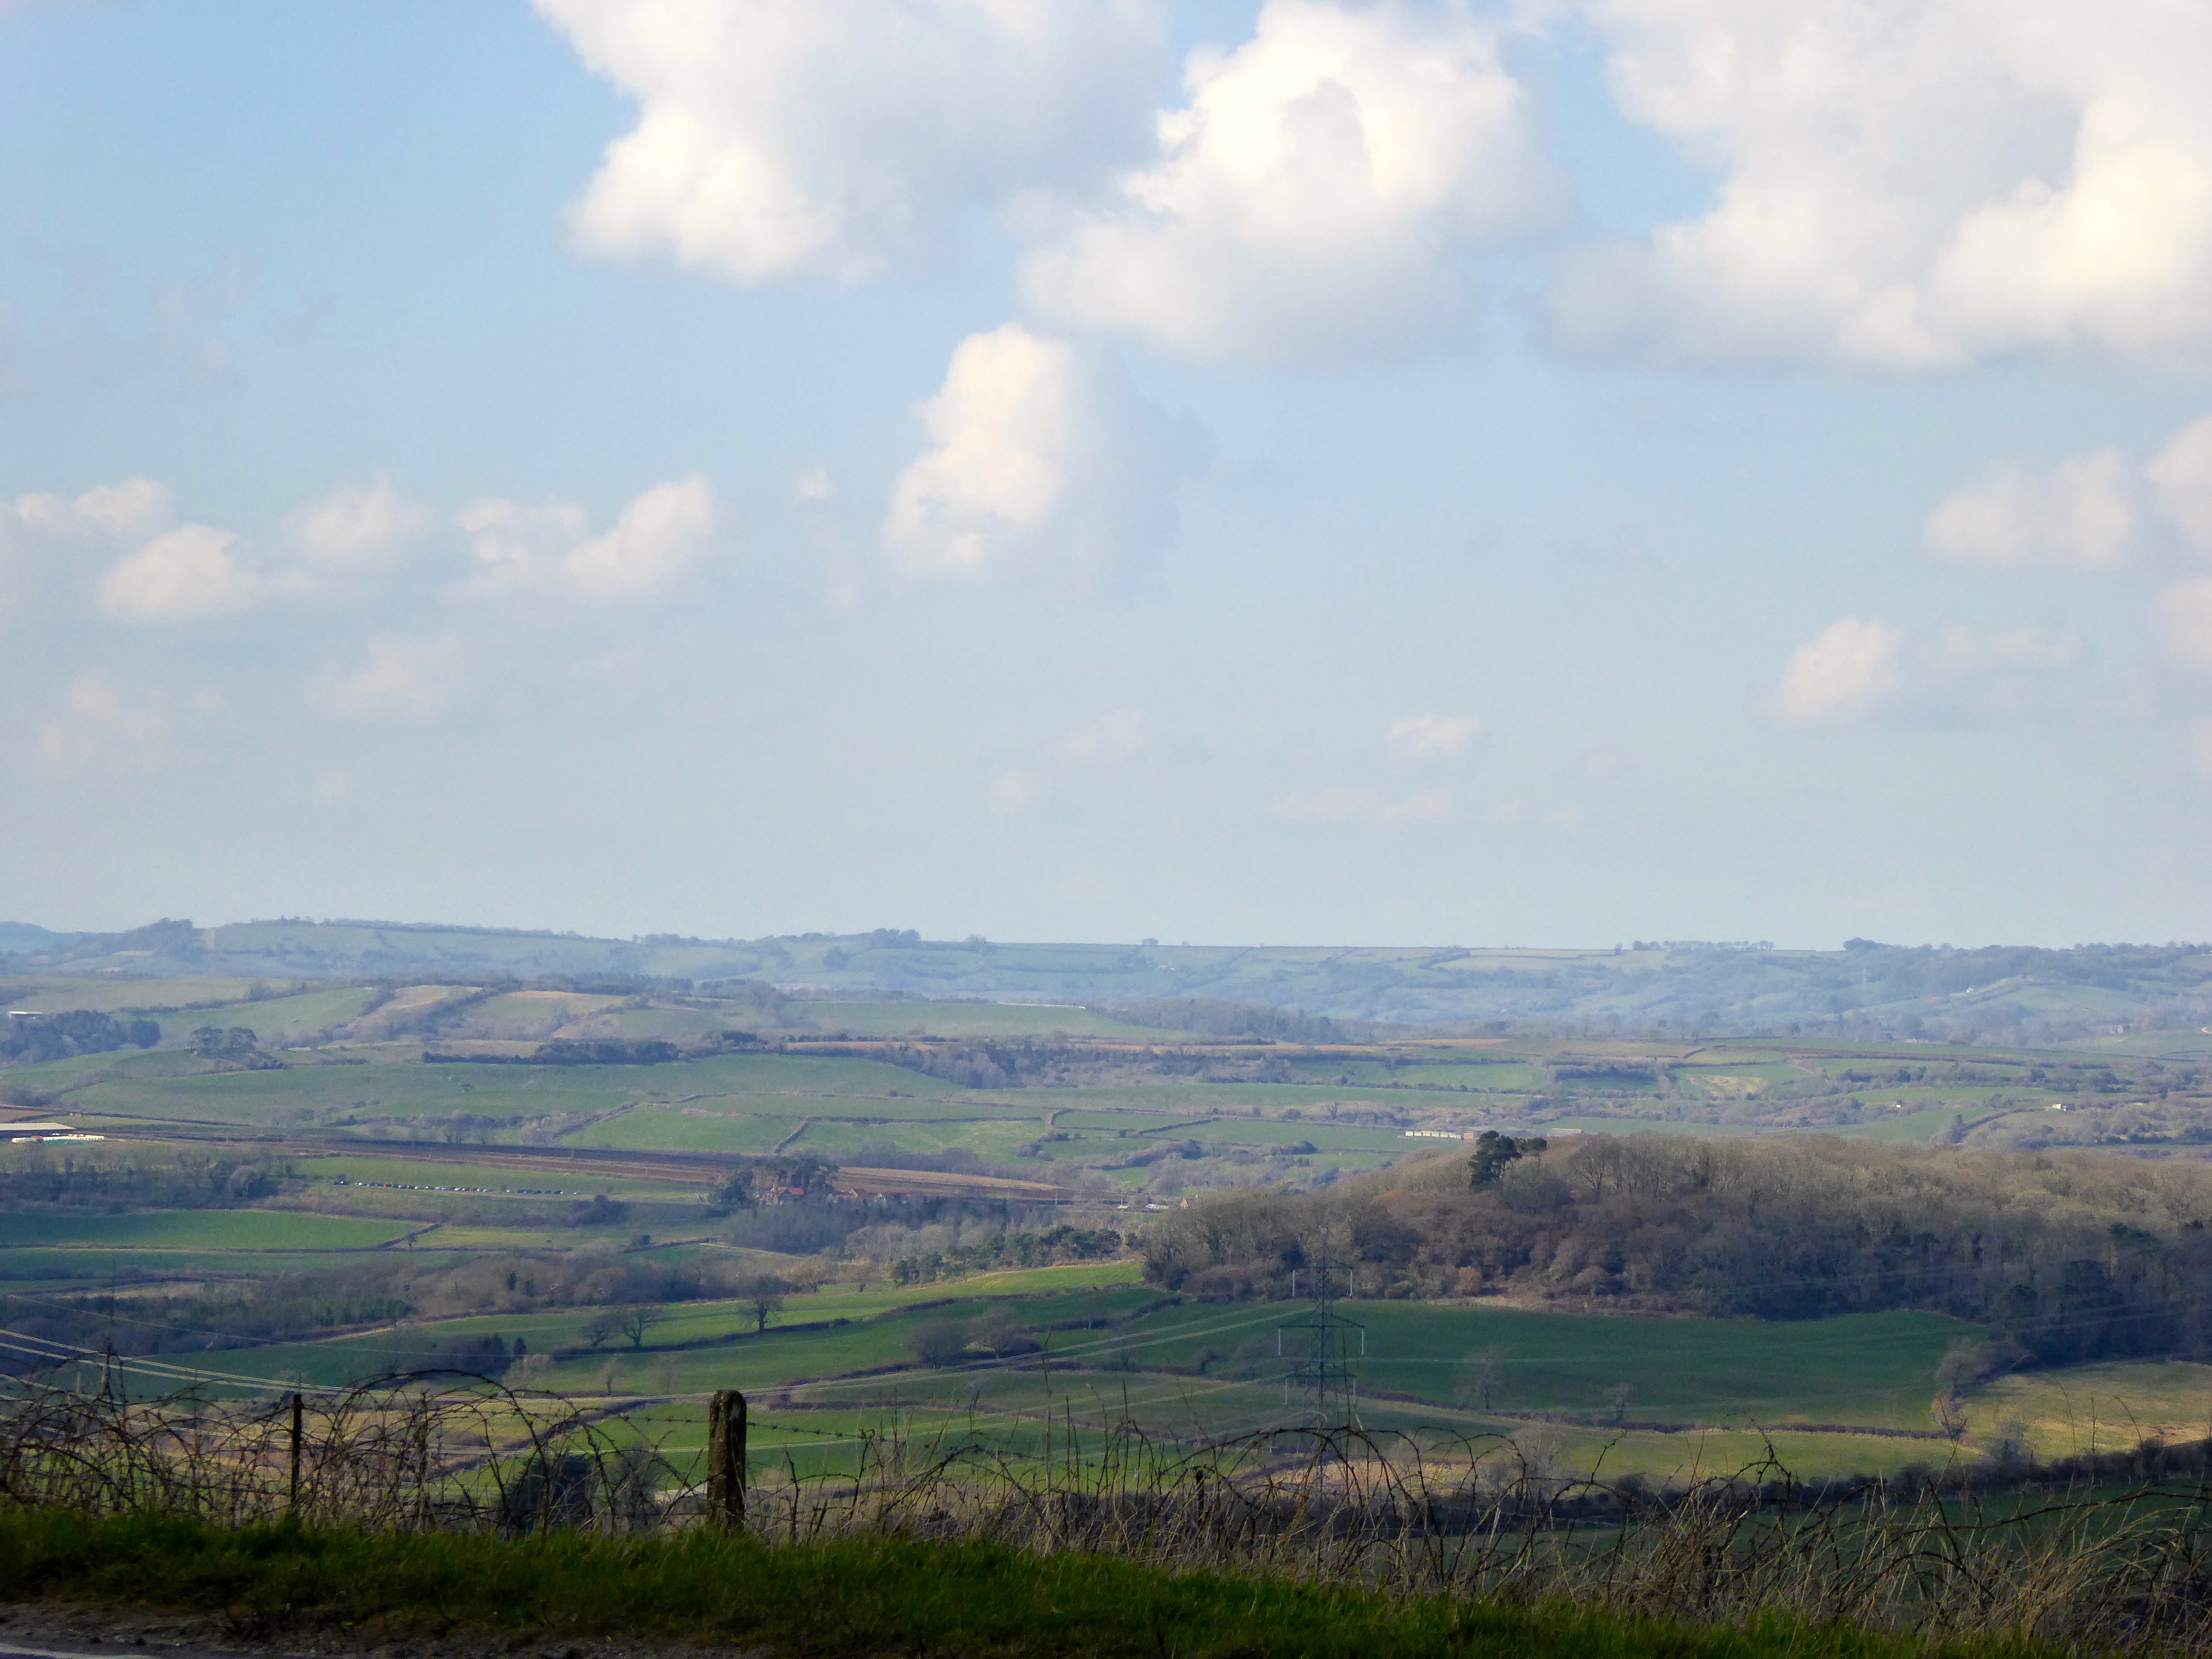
[0,1250,766,1377]
[0,1148,283,1209]
[0,1010,160,1065]
[1097,998,1358,1044]
[1138,1134,2212,1368]
[887,1224,1123,1284]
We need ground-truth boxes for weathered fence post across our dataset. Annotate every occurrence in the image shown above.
[708,1389,747,1528]
[287,1391,303,1515]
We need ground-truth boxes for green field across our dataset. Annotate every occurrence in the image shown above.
[0,1209,413,1251]
[1964,1359,2212,1457]
[1092,1301,1972,1430]
[564,1107,797,1154]
[0,1248,408,1282]
[93,1242,1983,1490]
[1847,1105,2001,1142]
[149,986,383,1046]
[797,1001,1188,1040]
[247,1307,1947,1489]
[96,1265,1163,1396]
[12,965,2199,1198]
[562,1317,1957,1486]
[297,1152,689,1199]
[23,1050,977,1133]
[6,964,2206,1505]
[0,975,268,1013]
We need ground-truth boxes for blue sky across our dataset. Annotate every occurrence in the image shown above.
[4,0,2212,949]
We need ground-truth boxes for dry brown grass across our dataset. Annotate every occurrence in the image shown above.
[11,1370,2212,1653]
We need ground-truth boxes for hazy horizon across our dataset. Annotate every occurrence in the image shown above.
[9,913,2201,958]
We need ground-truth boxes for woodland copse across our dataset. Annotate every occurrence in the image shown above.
[1139,1135,2212,1369]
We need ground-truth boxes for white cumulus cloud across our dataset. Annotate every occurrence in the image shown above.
[1773,615,2086,725]
[1022,0,1559,363]
[1770,616,1908,726]
[8,478,173,544]
[1915,622,2081,712]
[309,635,465,721]
[1555,0,2212,370]
[34,671,172,768]
[0,479,174,613]
[1387,712,1483,760]
[455,475,718,602]
[535,0,1166,284]
[881,323,1200,592]
[1918,622,2080,677]
[2146,415,2212,559]
[97,525,271,623]
[1921,447,2140,570]
[287,478,433,571]
[2159,577,2212,671]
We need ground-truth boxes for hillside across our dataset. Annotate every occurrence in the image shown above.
[6,918,2212,1046]
[1141,1135,2212,1371]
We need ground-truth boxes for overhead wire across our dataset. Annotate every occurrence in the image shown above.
[13,1232,2212,1429]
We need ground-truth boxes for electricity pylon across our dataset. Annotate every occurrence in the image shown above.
[1276,1256,1364,1428]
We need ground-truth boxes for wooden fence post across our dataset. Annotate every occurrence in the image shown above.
[287,1391,304,1515]
[708,1389,747,1528]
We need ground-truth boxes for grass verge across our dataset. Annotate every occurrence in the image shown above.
[0,1509,2002,1659]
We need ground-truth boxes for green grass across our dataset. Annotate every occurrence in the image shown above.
[786,1116,1047,1162]
[52,1062,622,1123]
[1048,1109,1217,1132]
[713,1372,1957,1487]
[671,1053,970,1097]
[1679,1064,1802,1087]
[1395,1062,1550,1090]
[40,1050,972,1131]
[821,1412,1996,1489]
[797,1000,1191,1040]
[0,1209,413,1251]
[0,1509,1956,1659]
[137,1263,1156,1394]
[1283,1059,1548,1092]
[605,1005,739,1039]
[1964,1359,2212,1457]
[866,1259,1146,1299]
[1103,1302,1972,1431]
[206,1269,1963,1458]
[298,1153,685,1198]
[0,1046,203,1091]
[564,1093,1063,1157]
[0,975,268,1014]
[567,1107,797,1153]
[150,986,382,1045]
[723,1095,1050,1123]
[440,990,624,1039]
[0,1248,392,1284]
[524,1288,1177,1401]
[976,1083,1395,1113]
[400,1224,626,1251]
[1846,1106,1994,1143]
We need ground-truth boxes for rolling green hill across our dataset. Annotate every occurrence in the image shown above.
[8,917,2212,1046]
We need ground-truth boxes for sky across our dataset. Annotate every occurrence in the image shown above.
[4,0,2212,950]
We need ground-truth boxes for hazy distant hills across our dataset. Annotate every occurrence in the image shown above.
[3,916,2208,1047]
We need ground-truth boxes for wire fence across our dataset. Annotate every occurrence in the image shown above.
[13,1363,2212,1652]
